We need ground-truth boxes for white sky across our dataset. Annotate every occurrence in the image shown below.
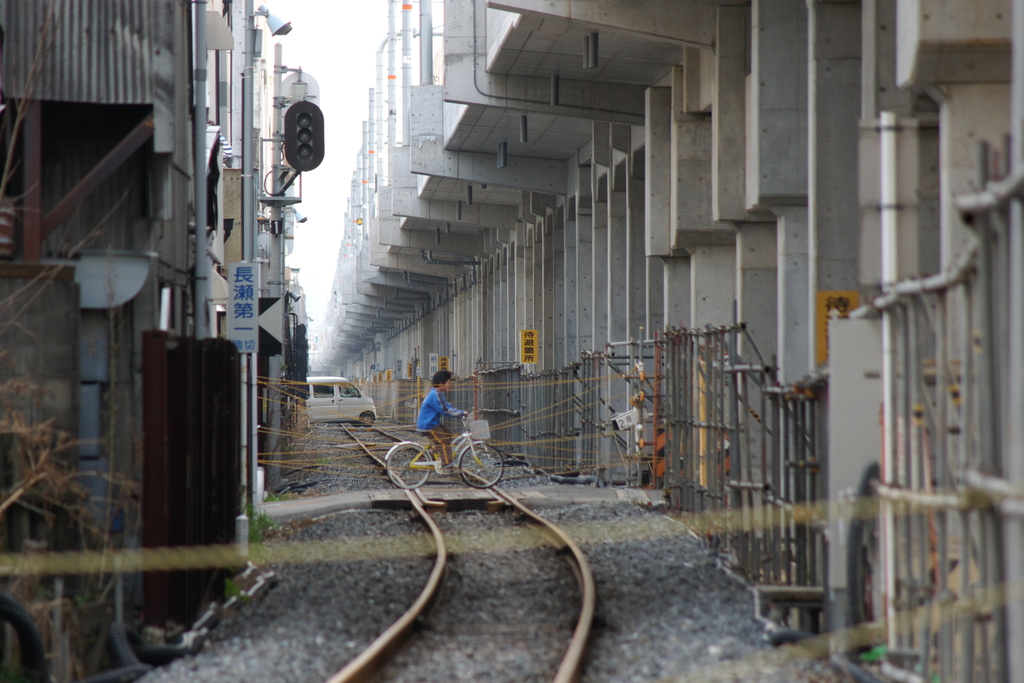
[274,0,442,338]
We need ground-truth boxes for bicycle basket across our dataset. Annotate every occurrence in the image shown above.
[469,419,490,440]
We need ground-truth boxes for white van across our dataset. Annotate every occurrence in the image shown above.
[304,376,377,425]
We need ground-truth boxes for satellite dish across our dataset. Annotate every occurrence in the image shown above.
[282,72,320,104]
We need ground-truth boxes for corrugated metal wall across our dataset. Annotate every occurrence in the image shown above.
[2,0,174,105]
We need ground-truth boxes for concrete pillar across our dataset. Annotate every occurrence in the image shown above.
[542,215,555,368]
[774,207,810,381]
[939,85,1010,266]
[736,223,777,363]
[713,4,749,222]
[645,87,673,258]
[662,256,691,328]
[577,212,594,352]
[647,255,665,334]
[552,207,566,367]
[608,176,629,342]
[627,173,648,339]
[690,245,736,328]
[809,0,861,365]
[748,0,808,208]
[592,174,609,348]
[563,202,579,361]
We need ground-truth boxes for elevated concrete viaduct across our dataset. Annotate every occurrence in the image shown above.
[308,0,1024,659]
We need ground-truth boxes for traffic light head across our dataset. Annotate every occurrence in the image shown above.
[284,101,325,172]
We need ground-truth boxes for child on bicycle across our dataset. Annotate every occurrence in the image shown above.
[416,370,468,468]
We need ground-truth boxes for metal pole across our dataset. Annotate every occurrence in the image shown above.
[193,0,210,338]
[243,0,256,264]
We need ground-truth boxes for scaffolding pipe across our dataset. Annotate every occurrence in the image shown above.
[879,109,899,646]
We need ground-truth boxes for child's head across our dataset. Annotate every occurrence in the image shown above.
[431,370,453,387]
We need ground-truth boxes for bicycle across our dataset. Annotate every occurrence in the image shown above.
[384,416,505,489]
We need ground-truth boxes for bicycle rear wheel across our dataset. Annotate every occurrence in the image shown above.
[457,443,504,488]
[386,442,430,489]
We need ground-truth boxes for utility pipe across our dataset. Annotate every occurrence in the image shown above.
[402,0,412,144]
[376,38,387,185]
[193,0,210,338]
[879,110,898,648]
[388,0,397,163]
[420,0,433,85]
[368,90,376,217]
[362,120,370,226]
[1005,0,1024,676]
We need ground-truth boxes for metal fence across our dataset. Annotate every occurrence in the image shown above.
[857,143,1024,682]
[362,328,828,626]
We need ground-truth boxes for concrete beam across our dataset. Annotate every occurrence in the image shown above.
[747,0,808,209]
[896,0,1011,85]
[487,0,715,49]
[390,186,520,228]
[364,271,450,292]
[410,86,568,192]
[378,217,487,256]
[444,0,645,125]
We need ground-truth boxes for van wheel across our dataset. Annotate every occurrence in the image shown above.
[358,412,376,426]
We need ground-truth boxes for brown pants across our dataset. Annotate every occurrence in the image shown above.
[426,424,455,465]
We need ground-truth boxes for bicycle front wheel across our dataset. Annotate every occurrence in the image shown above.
[385,442,430,489]
[457,442,504,488]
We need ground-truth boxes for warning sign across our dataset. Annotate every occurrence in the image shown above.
[520,329,538,364]
[816,290,859,365]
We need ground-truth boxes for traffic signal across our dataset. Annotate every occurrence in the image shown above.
[284,101,325,172]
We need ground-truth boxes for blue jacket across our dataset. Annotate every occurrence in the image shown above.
[416,388,464,430]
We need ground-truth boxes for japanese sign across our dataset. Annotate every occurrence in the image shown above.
[439,356,449,371]
[520,329,538,364]
[385,369,393,381]
[407,362,413,379]
[429,353,439,375]
[228,262,259,353]
[816,290,859,365]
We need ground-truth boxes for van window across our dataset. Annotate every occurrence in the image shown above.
[339,383,360,398]
[311,384,335,398]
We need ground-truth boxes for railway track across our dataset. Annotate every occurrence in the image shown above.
[324,488,595,683]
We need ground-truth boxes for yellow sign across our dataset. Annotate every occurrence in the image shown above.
[407,362,413,379]
[816,290,859,365]
[520,329,538,364]
[355,217,363,225]
[439,356,449,371]
[385,369,393,381]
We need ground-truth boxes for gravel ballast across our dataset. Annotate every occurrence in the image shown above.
[139,500,840,683]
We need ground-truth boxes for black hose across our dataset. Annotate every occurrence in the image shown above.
[124,623,208,665]
[846,462,880,627]
[767,626,815,646]
[0,591,48,682]
[68,621,152,683]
